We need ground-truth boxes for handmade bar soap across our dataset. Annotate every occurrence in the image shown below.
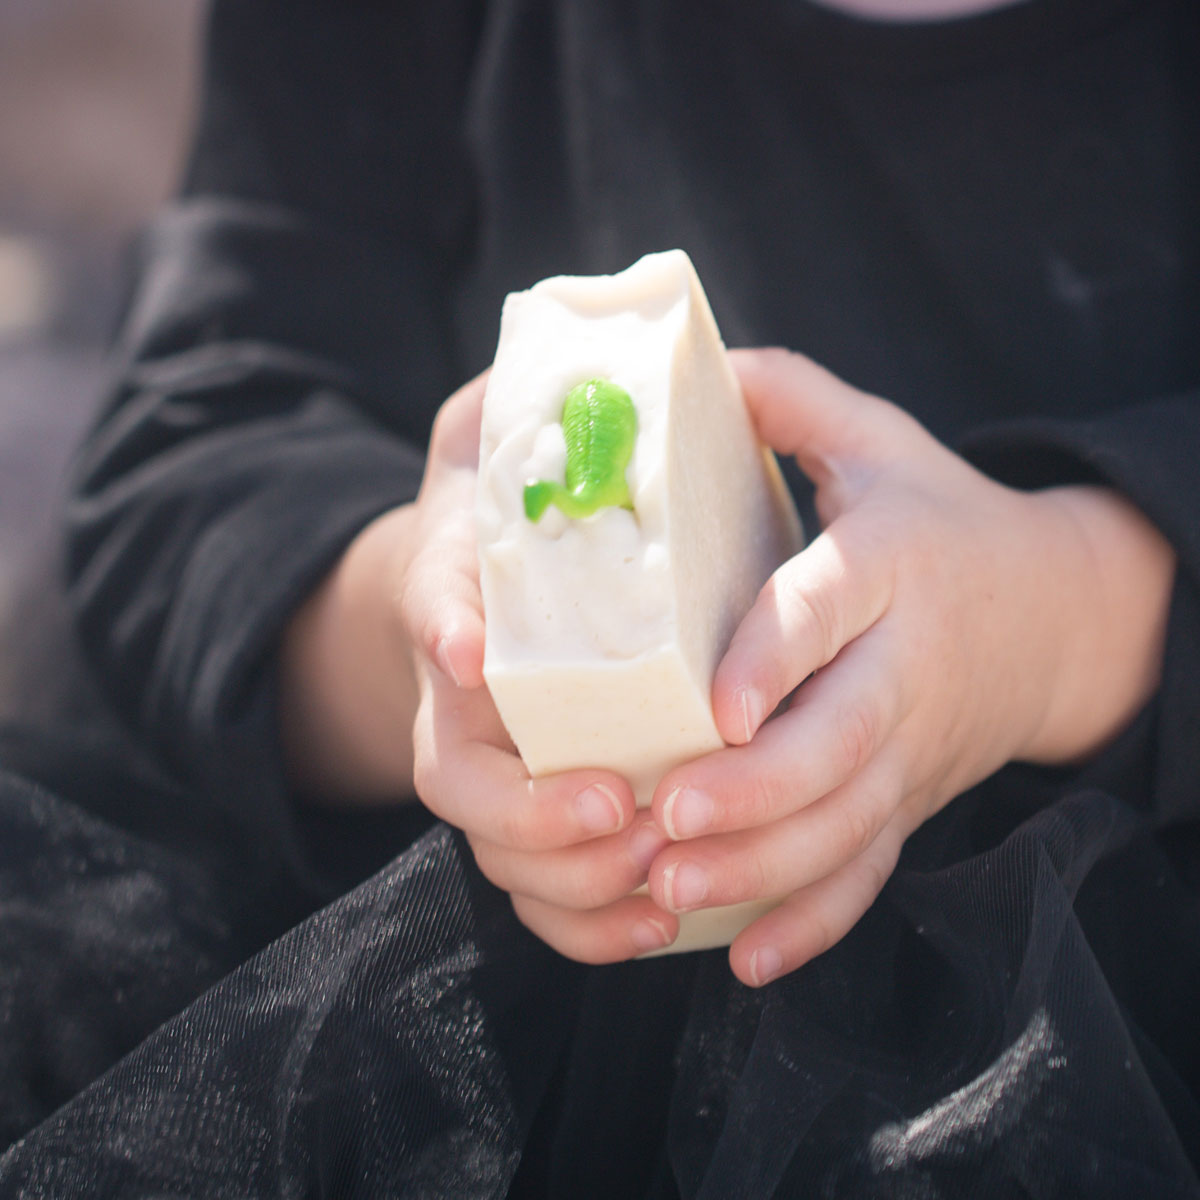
[477,249,803,952]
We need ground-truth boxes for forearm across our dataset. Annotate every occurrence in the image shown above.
[278,505,422,805]
[65,1,480,766]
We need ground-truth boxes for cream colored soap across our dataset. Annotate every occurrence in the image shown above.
[477,250,803,953]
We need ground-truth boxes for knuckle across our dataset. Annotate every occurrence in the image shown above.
[497,803,537,853]
[409,745,438,810]
[427,400,457,460]
[394,561,431,651]
[466,839,508,891]
[390,572,416,637]
[572,871,619,912]
[739,769,786,829]
[859,852,893,902]
[807,907,839,958]
[508,894,557,950]
[759,345,794,367]
[778,572,842,668]
[834,700,879,778]
[835,800,878,862]
[511,897,599,964]
[728,849,771,905]
[499,781,558,853]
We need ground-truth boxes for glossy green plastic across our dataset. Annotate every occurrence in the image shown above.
[524,379,637,521]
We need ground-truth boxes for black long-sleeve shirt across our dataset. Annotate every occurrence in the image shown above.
[6,0,1199,1191]
[67,0,1200,826]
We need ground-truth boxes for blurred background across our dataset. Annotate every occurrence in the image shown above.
[0,0,204,714]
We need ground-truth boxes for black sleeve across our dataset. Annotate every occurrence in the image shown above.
[962,394,1200,827]
[65,2,485,803]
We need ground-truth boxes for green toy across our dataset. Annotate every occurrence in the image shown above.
[524,378,638,521]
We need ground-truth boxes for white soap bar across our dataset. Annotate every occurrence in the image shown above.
[477,250,803,953]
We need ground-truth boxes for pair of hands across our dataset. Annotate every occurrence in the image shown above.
[282,349,1173,987]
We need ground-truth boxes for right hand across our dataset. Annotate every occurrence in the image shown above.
[281,374,678,961]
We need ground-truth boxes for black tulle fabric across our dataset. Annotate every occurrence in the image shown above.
[1,722,1199,1196]
[2,0,1199,1193]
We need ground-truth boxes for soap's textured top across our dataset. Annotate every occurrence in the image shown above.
[478,250,690,666]
[478,249,801,673]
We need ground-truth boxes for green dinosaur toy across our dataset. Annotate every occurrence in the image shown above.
[524,378,638,521]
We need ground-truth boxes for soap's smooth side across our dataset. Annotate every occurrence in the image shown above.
[477,250,803,954]
[666,266,802,725]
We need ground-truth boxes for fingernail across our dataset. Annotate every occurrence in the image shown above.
[662,787,713,840]
[435,635,462,687]
[628,822,668,873]
[662,861,710,912]
[631,917,672,954]
[738,685,765,743]
[750,945,783,987]
[574,784,624,835]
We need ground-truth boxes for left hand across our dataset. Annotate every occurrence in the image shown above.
[646,348,1175,987]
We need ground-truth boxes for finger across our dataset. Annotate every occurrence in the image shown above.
[728,817,906,987]
[424,370,488,475]
[657,622,909,839]
[400,372,491,688]
[729,347,916,484]
[712,513,895,745]
[511,891,680,964]
[401,493,486,689]
[412,672,637,850]
[648,744,905,914]
[469,815,670,910]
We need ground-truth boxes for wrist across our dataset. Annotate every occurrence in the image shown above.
[1019,485,1174,765]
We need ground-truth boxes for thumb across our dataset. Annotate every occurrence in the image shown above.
[404,498,487,691]
[729,348,916,489]
[425,370,489,479]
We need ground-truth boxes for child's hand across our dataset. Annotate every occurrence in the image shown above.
[405,377,678,961]
[646,349,1175,988]
[281,374,677,960]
